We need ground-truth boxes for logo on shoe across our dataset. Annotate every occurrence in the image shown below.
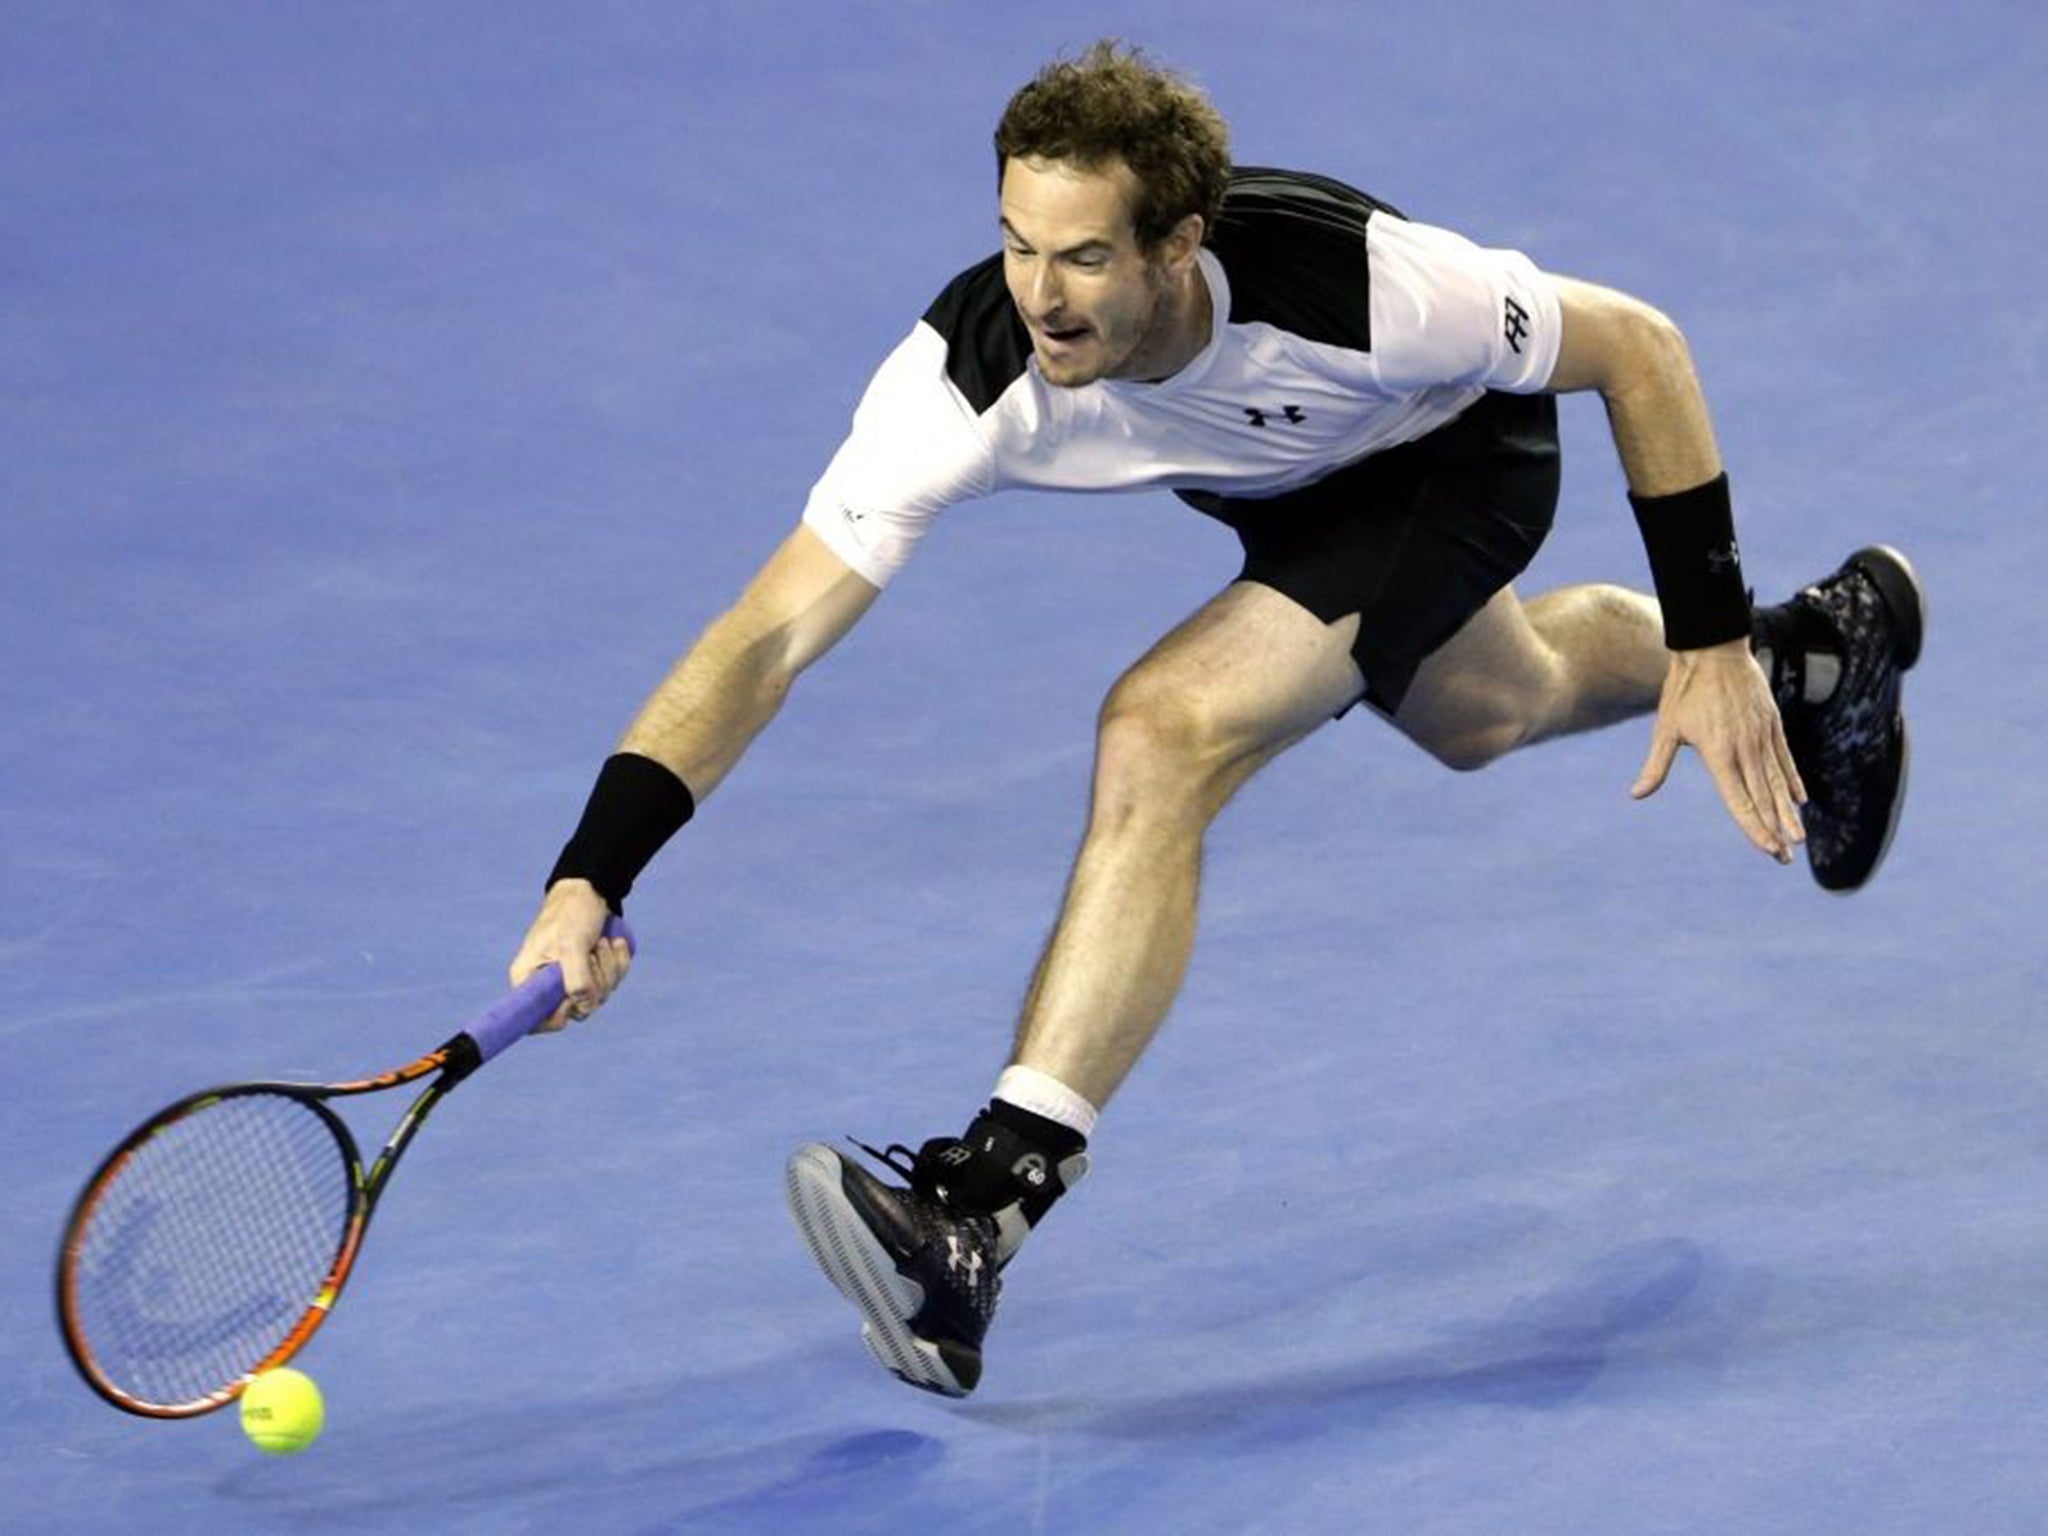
[946,1234,984,1281]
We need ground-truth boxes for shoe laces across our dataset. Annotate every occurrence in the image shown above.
[848,1135,917,1175]
[848,1136,965,1203]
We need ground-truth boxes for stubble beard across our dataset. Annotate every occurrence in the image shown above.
[1033,260,1177,389]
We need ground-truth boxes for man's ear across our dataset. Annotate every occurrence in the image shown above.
[1160,212,1205,273]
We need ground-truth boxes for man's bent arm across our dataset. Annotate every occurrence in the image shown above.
[1545,276,1806,862]
[1546,276,1721,496]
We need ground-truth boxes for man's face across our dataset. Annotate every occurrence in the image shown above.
[999,155,1182,388]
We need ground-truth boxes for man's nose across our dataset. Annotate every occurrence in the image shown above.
[1027,261,1063,318]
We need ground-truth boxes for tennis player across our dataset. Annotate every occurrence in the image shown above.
[510,42,1922,1397]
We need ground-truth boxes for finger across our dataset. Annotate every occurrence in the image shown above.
[1748,713,1805,849]
[536,964,579,1032]
[1733,740,1793,864]
[1776,719,1808,808]
[508,938,566,1028]
[1701,745,1783,859]
[1767,746,1805,849]
[567,936,635,1024]
[597,935,633,999]
[588,940,625,1007]
[555,943,597,1023]
[1631,726,1680,800]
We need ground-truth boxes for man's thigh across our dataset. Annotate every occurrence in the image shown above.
[1114,580,1367,757]
[1181,392,1561,714]
[1386,583,1558,753]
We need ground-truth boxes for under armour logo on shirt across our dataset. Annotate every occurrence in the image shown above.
[1243,405,1306,428]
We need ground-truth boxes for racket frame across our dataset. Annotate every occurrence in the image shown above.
[55,1036,482,1418]
[54,918,626,1419]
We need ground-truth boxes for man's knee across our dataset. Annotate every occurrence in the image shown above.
[1408,709,1532,772]
[1097,669,1213,771]
[1084,584,1356,821]
[1397,660,1563,772]
[1090,666,1241,818]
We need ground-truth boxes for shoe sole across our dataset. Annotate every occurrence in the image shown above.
[1818,714,1908,896]
[1815,544,1924,894]
[785,1144,971,1397]
[1845,544,1926,672]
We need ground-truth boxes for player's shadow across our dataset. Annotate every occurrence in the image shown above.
[212,1237,1749,1524]
[218,1404,947,1535]
[639,1426,949,1533]
[212,1346,948,1527]
[971,1237,1752,1445]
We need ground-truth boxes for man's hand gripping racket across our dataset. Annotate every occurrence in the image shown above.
[54,917,634,1418]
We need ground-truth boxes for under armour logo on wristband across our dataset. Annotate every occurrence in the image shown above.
[1707,542,1742,576]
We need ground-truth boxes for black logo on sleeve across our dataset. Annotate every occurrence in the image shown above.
[1243,405,1306,428]
[1503,296,1531,355]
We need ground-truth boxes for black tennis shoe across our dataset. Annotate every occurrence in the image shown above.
[1758,545,1925,892]
[786,1139,1003,1397]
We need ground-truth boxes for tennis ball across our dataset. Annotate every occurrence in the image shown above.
[239,1367,324,1455]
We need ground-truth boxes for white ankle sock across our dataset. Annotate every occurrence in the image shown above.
[993,1064,1099,1142]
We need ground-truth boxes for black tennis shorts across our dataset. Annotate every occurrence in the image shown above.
[1177,390,1561,713]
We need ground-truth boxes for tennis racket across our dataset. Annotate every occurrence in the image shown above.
[55,917,633,1418]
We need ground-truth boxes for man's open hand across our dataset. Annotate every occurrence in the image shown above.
[1633,638,1807,863]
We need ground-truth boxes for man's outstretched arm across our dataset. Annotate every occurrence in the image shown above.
[511,523,880,1020]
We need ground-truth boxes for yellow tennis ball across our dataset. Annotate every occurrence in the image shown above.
[239,1367,325,1455]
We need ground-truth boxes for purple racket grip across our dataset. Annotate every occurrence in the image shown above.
[464,916,637,1065]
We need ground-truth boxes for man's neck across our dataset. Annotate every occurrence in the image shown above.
[1122,256,1213,384]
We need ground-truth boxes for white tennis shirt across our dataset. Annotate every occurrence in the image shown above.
[801,168,1562,588]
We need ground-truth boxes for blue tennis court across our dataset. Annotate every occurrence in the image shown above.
[5,3,2045,1531]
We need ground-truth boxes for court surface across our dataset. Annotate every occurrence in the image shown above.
[5,4,2046,1532]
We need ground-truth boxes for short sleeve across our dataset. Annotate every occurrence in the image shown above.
[1363,217,1562,395]
[800,321,996,587]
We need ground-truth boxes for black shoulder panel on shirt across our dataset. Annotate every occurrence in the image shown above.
[1208,166,1407,355]
[922,253,1031,416]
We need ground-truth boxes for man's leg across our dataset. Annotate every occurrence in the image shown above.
[1009,580,1368,1105]
[786,554,1921,1396]
[1390,581,1666,770]
[787,580,1366,1396]
[1393,555,1925,893]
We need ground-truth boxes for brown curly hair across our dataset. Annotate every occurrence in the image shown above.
[993,40,1232,251]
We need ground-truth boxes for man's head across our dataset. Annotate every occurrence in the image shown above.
[993,42,1231,386]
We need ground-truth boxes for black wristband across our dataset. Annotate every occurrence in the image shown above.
[547,753,695,911]
[1628,472,1752,650]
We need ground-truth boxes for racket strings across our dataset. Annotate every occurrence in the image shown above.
[65,1092,353,1409]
